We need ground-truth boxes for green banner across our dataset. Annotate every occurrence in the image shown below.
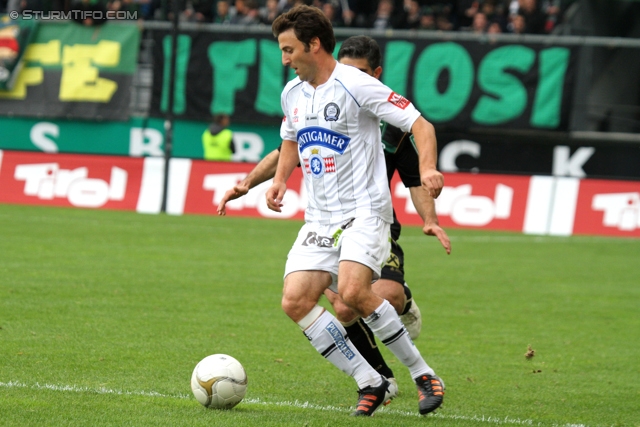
[0,15,38,90]
[0,20,140,120]
[151,31,577,131]
[0,116,281,160]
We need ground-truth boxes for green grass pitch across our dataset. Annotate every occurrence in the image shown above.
[1,204,638,426]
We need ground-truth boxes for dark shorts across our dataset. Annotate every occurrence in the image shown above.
[380,239,405,285]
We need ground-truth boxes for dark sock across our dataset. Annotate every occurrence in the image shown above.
[345,318,395,379]
[401,284,413,315]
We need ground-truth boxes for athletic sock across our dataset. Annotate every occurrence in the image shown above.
[364,299,434,379]
[304,310,382,389]
[344,318,395,379]
[401,282,413,315]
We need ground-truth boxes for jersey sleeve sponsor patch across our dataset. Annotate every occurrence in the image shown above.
[387,92,411,110]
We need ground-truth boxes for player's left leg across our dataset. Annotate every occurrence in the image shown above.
[338,217,444,415]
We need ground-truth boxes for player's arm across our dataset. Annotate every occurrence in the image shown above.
[409,185,451,255]
[266,139,299,212]
[410,117,444,199]
[217,149,280,216]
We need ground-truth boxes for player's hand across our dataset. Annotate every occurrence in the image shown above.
[421,169,444,199]
[266,182,287,212]
[217,182,250,216]
[423,223,451,255]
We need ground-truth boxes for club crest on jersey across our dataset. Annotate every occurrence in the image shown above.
[323,102,340,121]
[297,126,351,154]
[387,91,410,109]
[304,149,336,179]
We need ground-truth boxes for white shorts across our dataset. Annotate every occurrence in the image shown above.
[284,216,391,292]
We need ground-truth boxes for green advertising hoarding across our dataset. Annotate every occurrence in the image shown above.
[0,116,281,160]
[150,30,577,131]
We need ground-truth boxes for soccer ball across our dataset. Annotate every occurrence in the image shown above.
[190,354,248,409]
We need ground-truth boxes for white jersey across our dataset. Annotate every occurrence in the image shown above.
[280,62,421,224]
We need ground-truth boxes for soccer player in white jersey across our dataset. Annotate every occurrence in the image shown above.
[266,5,444,416]
[218,34,451,410]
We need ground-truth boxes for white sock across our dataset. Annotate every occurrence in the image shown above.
[304,310,382,389]
[364,299,435,379]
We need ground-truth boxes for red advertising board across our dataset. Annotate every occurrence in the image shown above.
[179,161,306,220]
[168,159,640,238]
[173,159,532,232]
[392,172,532,232]
[573,179,640,237]
[0,150,164,213]
[2,151,639,238]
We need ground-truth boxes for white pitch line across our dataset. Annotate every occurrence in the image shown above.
[0,380,589,427]
[401,235,640,244]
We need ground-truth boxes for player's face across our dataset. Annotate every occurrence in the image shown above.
[338,56,382,80]
[278,29,316,83]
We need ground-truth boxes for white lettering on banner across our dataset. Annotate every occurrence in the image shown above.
[13,163,127,208]
[130,128,164,157]
[231,132,264,162]
[202,173,306,218]
[30,122,60,153]
[552,146,595,177]
[439,140,481,172]
[592,192,640,231]
[396,182,513,226]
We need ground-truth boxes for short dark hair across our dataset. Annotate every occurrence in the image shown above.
[272,5,336,54]
[337,36,382,71]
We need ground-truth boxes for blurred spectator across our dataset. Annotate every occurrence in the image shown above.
[107,0,142,20]
[230,0,261,25]
[322,1,344,27]
[214,0,231,22]
[418,6,436,30]
[470,10,488,33]
[454,0,479,29]
[72,0,109,26]
[163,0,187,21]
[510,11,526,33]
[404,0,422,29]
[368,0,405,30]
[183,0,215,22]
[541,0,561,33]
[487,17,503,33]
[480,0,507,31]
[348,0,377,27]
[278,0,308,13]
[517,0,546,33]
[259,0,280,24]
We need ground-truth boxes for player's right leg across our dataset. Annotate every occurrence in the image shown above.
[324,289,397,403]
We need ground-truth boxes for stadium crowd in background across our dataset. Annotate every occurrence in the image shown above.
[1,0,570,35]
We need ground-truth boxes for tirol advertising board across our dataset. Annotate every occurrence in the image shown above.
[166,159,640,238]
[6,150,634,238]
[0,150,164,213]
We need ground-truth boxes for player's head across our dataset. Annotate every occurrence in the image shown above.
[337,36,382,80]
[272,5,336,55]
